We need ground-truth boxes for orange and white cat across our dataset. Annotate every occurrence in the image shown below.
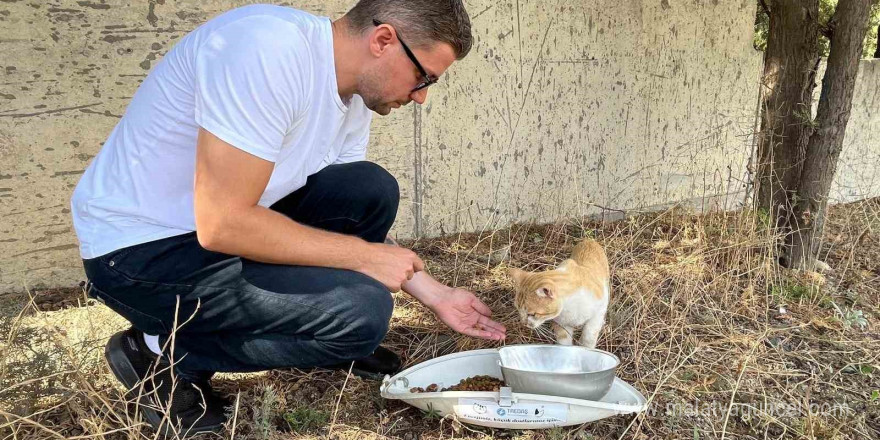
[509,239,610,348]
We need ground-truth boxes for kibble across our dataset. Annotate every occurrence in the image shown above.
[409,375,506,393]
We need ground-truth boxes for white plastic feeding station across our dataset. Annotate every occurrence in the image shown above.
[380,347,648,429]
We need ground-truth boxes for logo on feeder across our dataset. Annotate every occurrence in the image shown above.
[496,408,507,416]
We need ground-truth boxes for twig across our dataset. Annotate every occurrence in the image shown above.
[327,362,355,439]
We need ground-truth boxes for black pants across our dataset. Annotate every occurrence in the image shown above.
[83,162,399,381]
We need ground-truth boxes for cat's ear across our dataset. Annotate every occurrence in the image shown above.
[536,287,554,299]
[508,268,528,285]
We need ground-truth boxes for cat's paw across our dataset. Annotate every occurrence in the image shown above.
[556,337,574,346]
[577,338,597,349]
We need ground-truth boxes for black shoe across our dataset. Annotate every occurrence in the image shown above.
[326,346,402,381]
[105,328,228,436]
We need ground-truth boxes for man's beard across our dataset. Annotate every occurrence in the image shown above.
[357,67,398,115]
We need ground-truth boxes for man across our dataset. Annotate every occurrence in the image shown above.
[70,0,506,435]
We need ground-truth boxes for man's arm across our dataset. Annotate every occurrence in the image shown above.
[193,128,423,292]
[391,239,507,341]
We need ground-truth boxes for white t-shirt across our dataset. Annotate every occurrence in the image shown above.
[71,5,373,259]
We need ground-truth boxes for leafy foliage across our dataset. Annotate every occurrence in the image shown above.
[754,0,880,58]
[283,407,329,433]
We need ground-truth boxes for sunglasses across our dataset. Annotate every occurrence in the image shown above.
[373,19,438,92]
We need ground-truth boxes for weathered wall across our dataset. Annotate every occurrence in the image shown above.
[821,59,880,204]
[414,0,762,239]
[0,0,868,292]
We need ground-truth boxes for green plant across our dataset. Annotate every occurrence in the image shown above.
[756,208,772,229]
[839,308,869,330]
[770,283,805,303]
[283,407,329,433]
[870,390,879,402]
[842,363,874,375]
[421,402,441,420]
[546,426,566,440]
[254,386,280,440]
[771,281,833,308]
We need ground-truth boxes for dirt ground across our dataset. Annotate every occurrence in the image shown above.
[1,199,878,440]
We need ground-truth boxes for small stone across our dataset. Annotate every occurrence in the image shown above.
[814,260,832,273]
[488,246,510,265]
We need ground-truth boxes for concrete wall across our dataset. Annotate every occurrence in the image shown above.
[0,0,872,292]
[823,59,880,204]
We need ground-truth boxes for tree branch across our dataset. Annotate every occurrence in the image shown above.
[759,0,771,16]
[819,23,834,41]
[819,1,836,41]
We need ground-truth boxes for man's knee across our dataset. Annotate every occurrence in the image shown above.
[339,284,394,358]
[351,162,399,216]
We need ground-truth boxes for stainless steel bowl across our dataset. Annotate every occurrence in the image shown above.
[498,345,620,401]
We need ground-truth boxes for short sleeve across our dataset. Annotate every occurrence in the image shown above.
[194,16,310,162]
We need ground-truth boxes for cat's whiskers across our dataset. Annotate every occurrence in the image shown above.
[534,324,555,342]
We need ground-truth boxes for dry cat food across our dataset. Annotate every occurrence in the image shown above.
[409,375,506,393]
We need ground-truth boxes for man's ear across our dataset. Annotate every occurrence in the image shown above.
[370,22,395,57]
[508,268,528,285]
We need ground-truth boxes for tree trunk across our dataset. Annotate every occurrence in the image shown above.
[786,0,875,268]
[755,0,820,263]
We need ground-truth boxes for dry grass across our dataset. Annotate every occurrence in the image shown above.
[2,199,878,440]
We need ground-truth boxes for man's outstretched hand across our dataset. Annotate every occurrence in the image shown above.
[428,287,507,341]
[388,236,506,341]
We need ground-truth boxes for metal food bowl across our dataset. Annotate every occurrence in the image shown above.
[499,345,620,401]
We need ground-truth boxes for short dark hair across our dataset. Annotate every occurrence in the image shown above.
[343,0,473,60]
